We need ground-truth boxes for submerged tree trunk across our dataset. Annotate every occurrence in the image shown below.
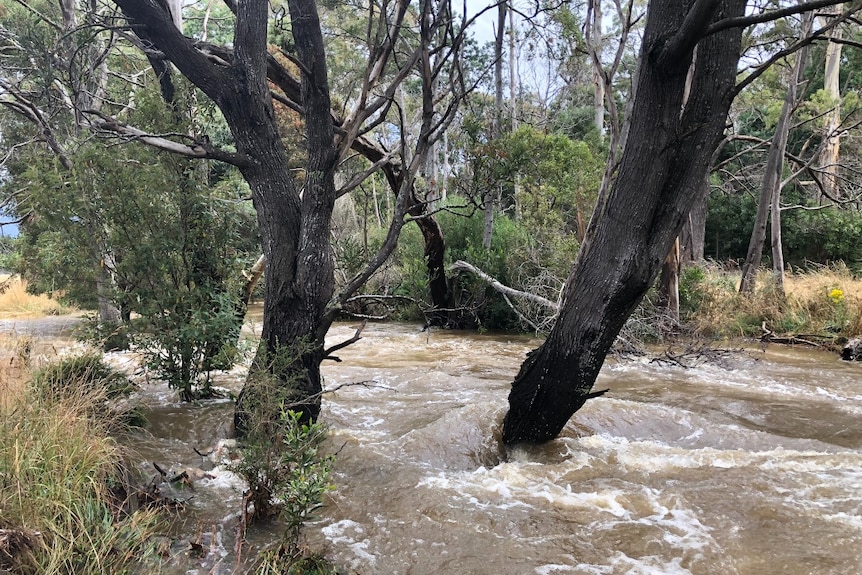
[502,0,746,444]
[114,0,335,430]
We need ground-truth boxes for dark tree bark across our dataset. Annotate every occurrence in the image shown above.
[502,0,747,444]
[114,0,336,426]
[353,139,450,323]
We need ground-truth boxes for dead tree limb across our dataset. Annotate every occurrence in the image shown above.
[449,260,559,311]
[322,320,367,361]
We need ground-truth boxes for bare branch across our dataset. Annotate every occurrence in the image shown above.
[322,320,367,361]
[707,0,853,36]
[88,113,250,166]
[449,260,560,311]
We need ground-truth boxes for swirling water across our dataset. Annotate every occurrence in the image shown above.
[14,316,856,575]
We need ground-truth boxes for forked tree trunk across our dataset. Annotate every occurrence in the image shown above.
[114,0,336,429]
[502,0,747,444]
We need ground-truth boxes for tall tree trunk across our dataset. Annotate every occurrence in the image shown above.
[482,0,508,250]
[658,49,698,313]
[659,237,680,322]
[739,9,813,294]
[771,173,786,294]
[588,0,605,136]
[820,4,843,200]
[502,0,746,445]
[57,0,120,327]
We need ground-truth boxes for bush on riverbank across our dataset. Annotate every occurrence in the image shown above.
[0,348,160,574]
[680,263,862,340]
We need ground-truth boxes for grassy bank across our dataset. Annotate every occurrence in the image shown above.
[681,263,862,341]
[0,341,159,574]
[0,275,73,318]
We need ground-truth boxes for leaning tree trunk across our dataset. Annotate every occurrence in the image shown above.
[502,0,746,444]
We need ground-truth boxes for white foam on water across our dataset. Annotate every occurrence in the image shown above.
[535,562,580,574]
[321,519,377,566]
[823,512,862,529]
[197,465,247,493]
[418,463,715,552]
[606,552,695,575]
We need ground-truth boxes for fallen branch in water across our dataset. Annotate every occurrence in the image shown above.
[760,322,824,347]
[449,260,559,311]
[649,343,750,369]
[322,380,394,394]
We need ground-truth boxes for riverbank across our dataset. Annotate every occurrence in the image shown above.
[680,263,861,342]
[0,340,161,574]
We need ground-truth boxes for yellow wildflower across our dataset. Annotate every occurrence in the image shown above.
[829,288,845,304]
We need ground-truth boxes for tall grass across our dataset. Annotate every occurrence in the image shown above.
[0,275,73,318]
[0,346,159,574]
[681,263,862,340]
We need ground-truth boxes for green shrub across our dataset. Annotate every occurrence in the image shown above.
[0,362,160,575]
[231,405,334,573]
[132,288,241,401]
[30,351,135,402]
[230,346,335,572]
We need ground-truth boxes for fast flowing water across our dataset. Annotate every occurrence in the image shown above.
[6,316,859,574]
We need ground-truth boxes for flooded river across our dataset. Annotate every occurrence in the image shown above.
[5,316,861,574]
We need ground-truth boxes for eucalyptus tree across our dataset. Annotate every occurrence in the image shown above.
[739,9,815,295]
[103,0,477,428]
[501,0,856,444]
[716,4,862,292]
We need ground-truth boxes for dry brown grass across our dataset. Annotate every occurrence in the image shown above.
[0,275,73,318]
[685,263,862,339]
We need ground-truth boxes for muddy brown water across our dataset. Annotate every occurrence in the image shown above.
[3,315,861,574]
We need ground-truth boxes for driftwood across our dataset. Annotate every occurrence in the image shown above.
[649,343,750,369]
[760,322,826,347]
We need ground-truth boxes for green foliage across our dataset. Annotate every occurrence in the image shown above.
[707,186,862,272]
[231,399,334,571]
[7,85,258,396]
[134,288,241,401]
[30,352,135,402]
[679,265,707,315]
[0,236,18,271]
